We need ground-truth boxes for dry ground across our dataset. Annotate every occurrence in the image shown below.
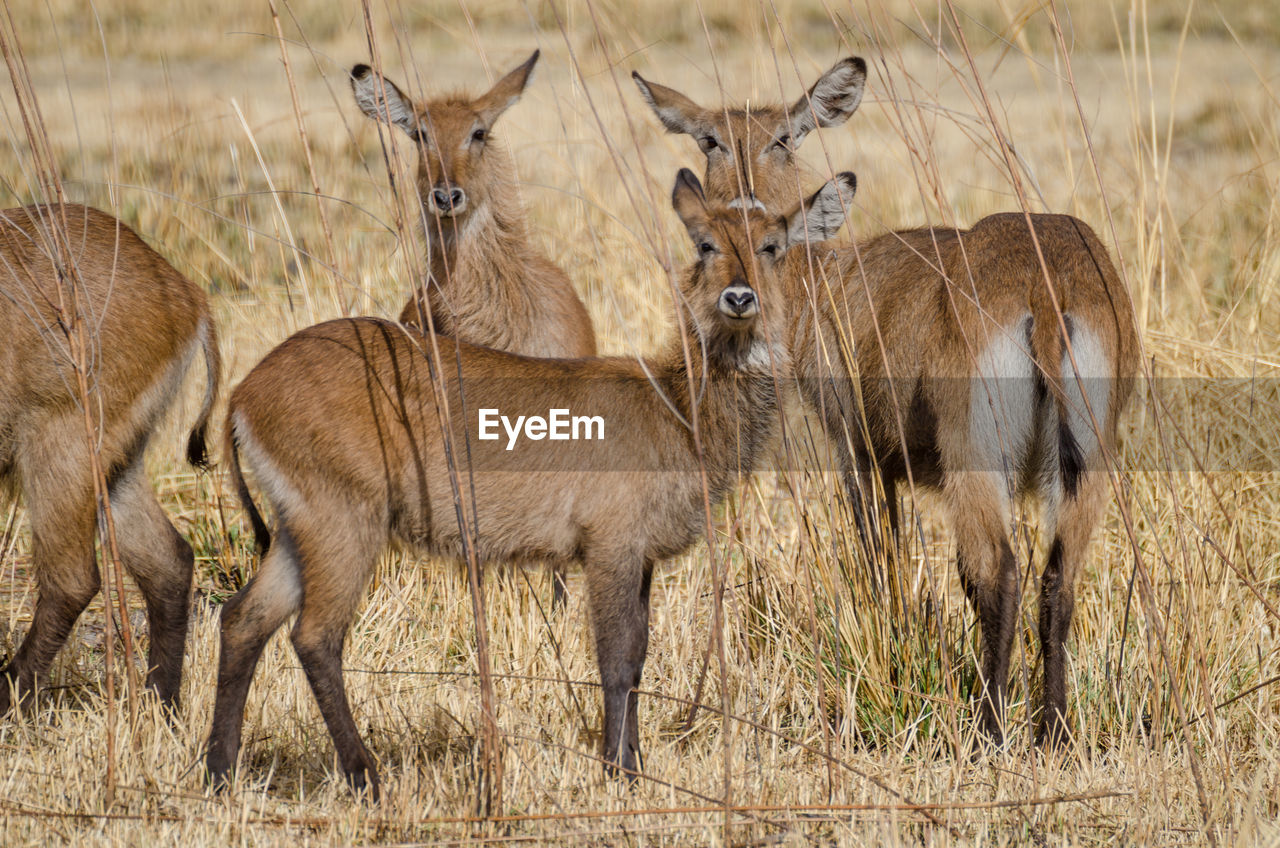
[1,0,1279,844]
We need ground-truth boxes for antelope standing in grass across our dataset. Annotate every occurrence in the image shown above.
[351,50,596,359]
[637,66,1140,747]
[353,50,596,606]
[0,204,221,714]
[204,169,857,798]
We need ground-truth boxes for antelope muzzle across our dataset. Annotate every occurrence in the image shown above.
[427,184,467,217]
[718,282,758,321]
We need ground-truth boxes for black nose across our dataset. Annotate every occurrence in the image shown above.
[431,187,466,210]
[722,289,756,316]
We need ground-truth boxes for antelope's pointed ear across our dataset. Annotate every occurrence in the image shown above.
[633,71,710,136]
[786,172,856,246]
[351,65,418,137]
[787,57,866,141]
[672,168,709,236]
[476,50,540,125]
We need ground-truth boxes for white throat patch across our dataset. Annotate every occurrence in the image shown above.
[741,338,786,372]
[727,195,766,212]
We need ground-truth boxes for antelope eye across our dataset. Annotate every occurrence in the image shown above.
[760,243,779,257]
[471,128,487,143]
[773,134,791,151]
[699,241,716,256]
[698,135,718,153]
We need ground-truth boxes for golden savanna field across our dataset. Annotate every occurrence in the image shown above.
[2,0,1279,843]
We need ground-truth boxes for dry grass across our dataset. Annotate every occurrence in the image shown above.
[1,0,1279,844]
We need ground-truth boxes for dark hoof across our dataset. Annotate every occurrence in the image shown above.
[975,705,1009,752]
[147,687,183,727]
[205,742,236,794]
[963,734,996,763]
[146,675,182,707]
[205,763,232,795]
[961,718,1009,761]
[603,749,642,785]
[345,764,381,803]
[1036,716,1074,752]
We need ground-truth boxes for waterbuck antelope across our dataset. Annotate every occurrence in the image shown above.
[636,67,1140,747]
[353,51,597,607]
[204,168,858,798]
[799,215,1139,746]
[0,203,221,713]
[351,50,596,359]
[633,56,866,211]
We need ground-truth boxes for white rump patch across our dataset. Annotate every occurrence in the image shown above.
[118,323,204,445]
[232,410,306,521]
[1060,321,1112,461]
[969,314,1038,502]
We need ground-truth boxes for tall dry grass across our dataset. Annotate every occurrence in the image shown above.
[1,0,1278,844]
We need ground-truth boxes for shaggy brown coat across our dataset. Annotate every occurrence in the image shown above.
[352,51,596,359]
[636,69,1141,744]
[204,170,856,798]
[0,203,221,713]
[792,214,1139,744]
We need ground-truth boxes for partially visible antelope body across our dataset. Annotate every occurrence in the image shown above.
[0,203,221,713]
[351,50,596,359]
[204,169,857,798]
[353,50,597,606]
[637,65,1140,746]
[632,56,867,211]
[794,215,1139,745]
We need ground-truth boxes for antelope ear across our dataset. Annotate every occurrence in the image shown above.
[672,168,710,238]
[351,65,418,137]
[787,57,866,141]
[785,172,856,246]
[475,50,540,125]
[632,71,712,136]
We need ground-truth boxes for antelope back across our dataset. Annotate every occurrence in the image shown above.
[795,212,1139,499]
[0,204,216,479]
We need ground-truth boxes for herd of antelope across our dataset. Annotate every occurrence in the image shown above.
[0,50,1138,799]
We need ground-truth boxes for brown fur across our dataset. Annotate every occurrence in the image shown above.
[0,203,221,713]
[204,170,856,798]
[633,57,866,212]
[792,213,1139,745]
[352,51,596,359]
[354,51,596,607]
[638,72,1140,745]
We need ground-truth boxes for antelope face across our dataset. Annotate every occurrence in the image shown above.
[351,51,539,225]
[634,57,865,213]
[671,167,857,366]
